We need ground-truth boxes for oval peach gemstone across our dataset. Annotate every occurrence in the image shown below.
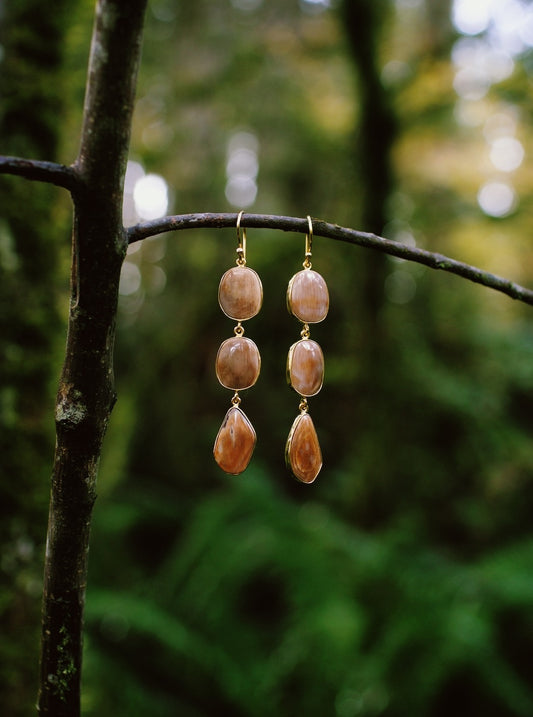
[216,336,260,390]
[214,406,256,474]
[287,269,329,324]
[219,266,263,320]
[285,413,322,484]
[288,339,324,397]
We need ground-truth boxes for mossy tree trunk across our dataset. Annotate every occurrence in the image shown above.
[35,3,148,713]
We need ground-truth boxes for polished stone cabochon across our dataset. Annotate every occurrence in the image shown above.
[214,406,256,474]
[218,265,263,321]
[287,339,324,397]
[287,268,329,324]
[285,412,322,484]
[216,336,261,390]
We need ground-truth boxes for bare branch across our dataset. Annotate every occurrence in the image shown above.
[127,212,533,307]
[0,155,79,191]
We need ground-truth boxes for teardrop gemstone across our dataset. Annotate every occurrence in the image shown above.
[214,406,256,474]
[287,269,329,324]
[216,336,261,390]
[219,266,263,320]
[285,413,322,484]
[287,339,324,397]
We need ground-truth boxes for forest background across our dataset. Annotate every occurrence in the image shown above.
[2,0,533,715]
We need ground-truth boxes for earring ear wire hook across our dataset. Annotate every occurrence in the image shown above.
[304,215,313,268]
[236,210,246,265]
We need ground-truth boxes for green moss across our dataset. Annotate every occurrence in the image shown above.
[49,625,77,702]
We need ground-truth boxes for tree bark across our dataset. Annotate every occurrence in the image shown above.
[341,0,397,353]
[37,1,147,713]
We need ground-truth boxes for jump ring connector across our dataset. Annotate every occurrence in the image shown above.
[231,391,241,407]
[236,210,247,266]
[298,397,309,414]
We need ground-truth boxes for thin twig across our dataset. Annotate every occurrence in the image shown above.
[127,212,533,308]
[0,155,79,191]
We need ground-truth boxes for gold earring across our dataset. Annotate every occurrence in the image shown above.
[285,216,329,484]
[213,211,263,474]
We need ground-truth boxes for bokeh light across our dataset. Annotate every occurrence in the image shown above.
[120,162,169,317]
[133,173,169,221]
[477,180,517,217]
[452,0,491,36]
[451,37,514,100]
[225,131,259,208]
[119,261,142,296]
[452,0,533,54]
[489,136,524,172]
[300,0,331,14]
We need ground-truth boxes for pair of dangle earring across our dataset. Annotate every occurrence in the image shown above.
[285,216,329,484]
[213,211,262,475]
[214,213,328,484]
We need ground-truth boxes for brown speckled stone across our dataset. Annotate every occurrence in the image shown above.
[287,339,324,397]
[216,336,261,390]
[285,412,322,484]
[287,269,329,324]
[219,266,263,320]
[214,406,256,474]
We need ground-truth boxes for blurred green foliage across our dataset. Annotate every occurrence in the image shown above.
[0,1,75,714]
[3,0,533,714]
[84,472,533,715]
[83,0,533,714]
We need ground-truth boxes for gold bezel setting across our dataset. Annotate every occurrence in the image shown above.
[286,338,324,397]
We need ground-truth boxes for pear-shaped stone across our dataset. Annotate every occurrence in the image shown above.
[287,339,324,397]
[216,336,261,390]
[287,269,329,324]
[219,266,263,320]
[214,406,256,474]
[285,412,322,484]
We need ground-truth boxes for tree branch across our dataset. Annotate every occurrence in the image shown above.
[0,155,79,191]
[127,212,533,307]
